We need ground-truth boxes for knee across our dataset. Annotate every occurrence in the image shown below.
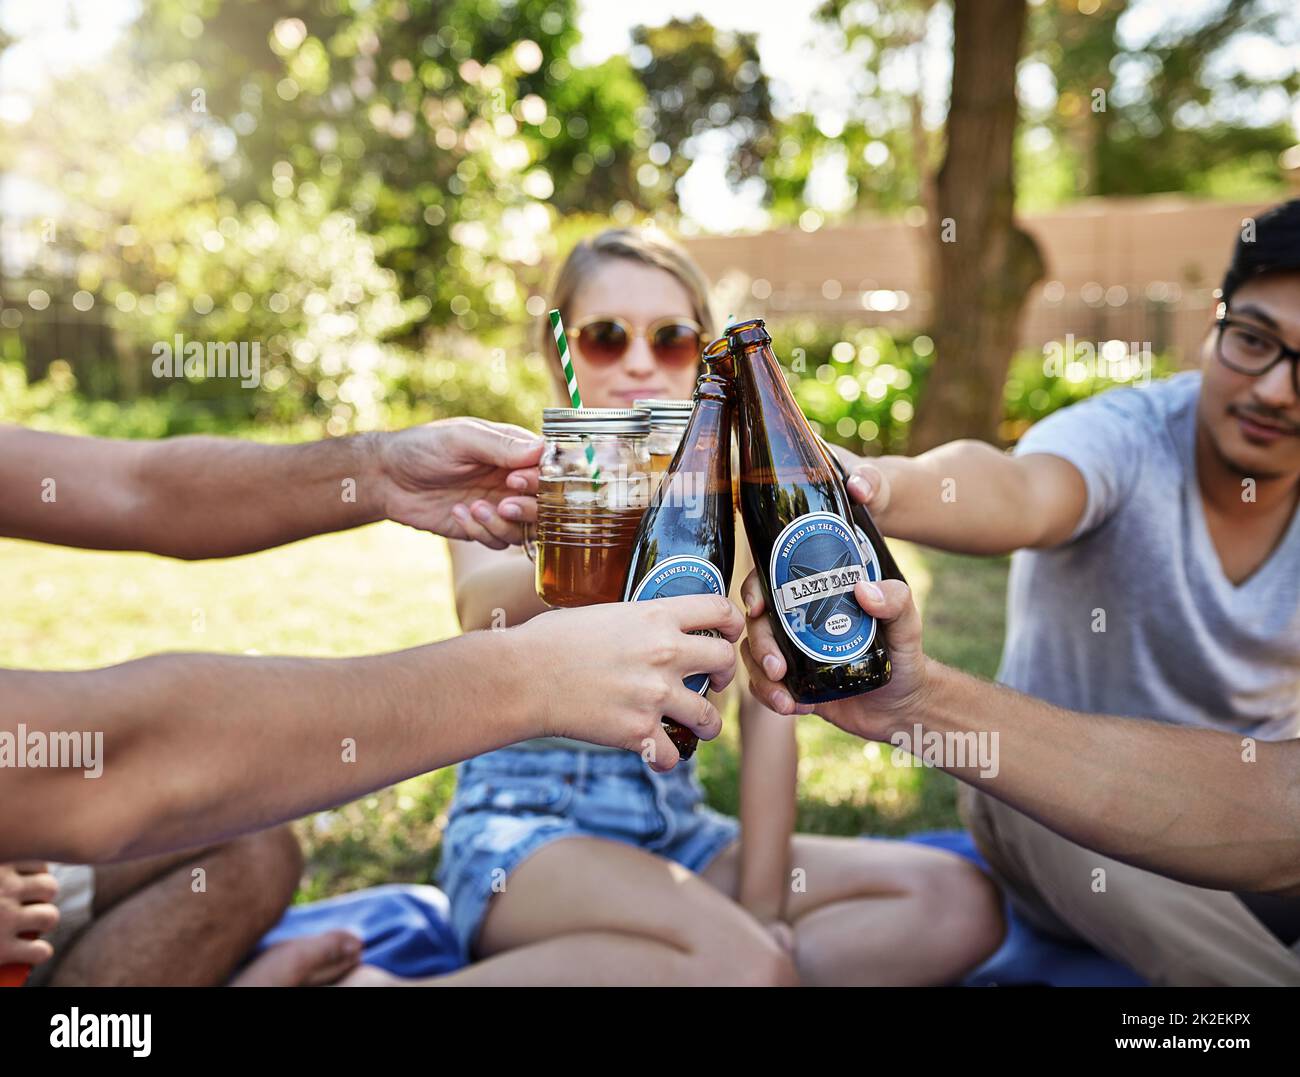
[740,937,800,988]
[221,825,303,918]
[914,856,1006,975]
[692,917,800,987]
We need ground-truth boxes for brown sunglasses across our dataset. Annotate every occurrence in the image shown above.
[572,316,704,367]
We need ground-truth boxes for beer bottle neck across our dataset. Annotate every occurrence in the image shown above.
[669,370,732,482]
[692,367,730,406]
[735,340,832,480]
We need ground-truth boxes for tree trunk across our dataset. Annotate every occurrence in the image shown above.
[909,0,1045,452]
[908,2,940,299]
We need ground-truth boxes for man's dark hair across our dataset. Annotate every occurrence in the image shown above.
[1220,199,1300,307]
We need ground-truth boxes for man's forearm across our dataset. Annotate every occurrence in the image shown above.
[900,663,1300,894]
[0,426,385,558]
[0,632,537,863]
[835,440,1064,554]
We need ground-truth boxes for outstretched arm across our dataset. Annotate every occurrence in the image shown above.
[830,440,1087,555]
[1,594,745,865]
[740,570,1300,896]
[0,418,542,559]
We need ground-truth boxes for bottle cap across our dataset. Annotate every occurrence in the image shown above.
[634,399,694,429]
[541,407,651,435]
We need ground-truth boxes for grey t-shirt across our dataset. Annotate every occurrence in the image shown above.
[998,371,1300,742]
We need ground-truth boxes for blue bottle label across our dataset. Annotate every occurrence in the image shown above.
[628,554,727,695]
[768,511,879,664]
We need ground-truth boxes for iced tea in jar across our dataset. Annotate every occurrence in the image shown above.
[534,407,651,607]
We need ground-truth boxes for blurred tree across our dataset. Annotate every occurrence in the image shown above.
[910,0,1044,450]
[1024,0,1299,200]
[778,0,940,220]
[810,0,1042,446]
[630,17,775,208]
[8,0,662,424]
[10,54,423,426]
[538,56,650,213]
[802,0,1298,217]
[116,0,661,346]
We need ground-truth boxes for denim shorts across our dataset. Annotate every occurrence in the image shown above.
[436,745,739,959]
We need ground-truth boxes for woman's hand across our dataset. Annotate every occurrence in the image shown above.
[515,594,746,771]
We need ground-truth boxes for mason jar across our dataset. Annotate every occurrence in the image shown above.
[532,407,651,608]
[635,398,695,481]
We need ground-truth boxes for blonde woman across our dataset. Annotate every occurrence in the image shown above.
[432,228,1004,986]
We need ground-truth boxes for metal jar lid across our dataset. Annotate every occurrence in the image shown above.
[633,398,694,429]
[541,407,650,435]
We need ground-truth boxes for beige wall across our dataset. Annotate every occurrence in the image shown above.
[683,194,1277,362]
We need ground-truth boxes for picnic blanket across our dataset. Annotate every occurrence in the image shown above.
[254,831,1144,985]
[255,883,466,978]
[900,829,1145,987]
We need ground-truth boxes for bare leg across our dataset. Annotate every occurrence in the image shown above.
[344,837,799,987]
[47,826,303,986]
[701,833,1004,986]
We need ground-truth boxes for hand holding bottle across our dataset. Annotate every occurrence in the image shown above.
[738,568,932,744]
[518,594,745,770]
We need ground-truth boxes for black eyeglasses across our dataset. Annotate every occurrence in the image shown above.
[1215,317,1300,394]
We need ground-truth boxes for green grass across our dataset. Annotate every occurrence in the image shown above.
[0,527,1009,898]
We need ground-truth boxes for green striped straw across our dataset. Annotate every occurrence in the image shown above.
[549,308,601,481]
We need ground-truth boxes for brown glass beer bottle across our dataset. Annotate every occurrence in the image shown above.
[622,366,735,759]
[725,317,895,704]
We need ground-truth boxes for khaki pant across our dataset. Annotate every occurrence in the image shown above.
[961,786,1300,986]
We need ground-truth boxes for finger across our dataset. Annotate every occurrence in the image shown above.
[707,661,736,695]
[451,503,509,551]
[504,466,540,495]
[16,902,60,936]
[744,604,788,683]
[11,862,49,875]
[854,579,920,645]
[739,569,766,618]
[6,937,54,966]
[495,494,538,525]
[659,685,724,742]
[642,727,681,773]
[675,633,738,693]
[468,499,525,547]
[662,595,745,642]
[845,461,883,505]
[17,872,58,904]
[740,639,799,716]
[462,420,544,471]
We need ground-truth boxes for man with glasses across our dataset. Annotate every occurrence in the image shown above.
[829,199,1300,984]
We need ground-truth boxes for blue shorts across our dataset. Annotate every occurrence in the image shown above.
[436,746,739,959]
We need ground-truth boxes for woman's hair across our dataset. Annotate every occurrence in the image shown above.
[539,228,715,396]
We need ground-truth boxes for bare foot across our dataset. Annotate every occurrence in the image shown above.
[230,930,363,987]
[335,964,408,987]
